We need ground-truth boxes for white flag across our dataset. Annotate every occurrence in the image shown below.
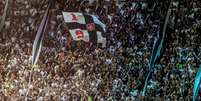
[62,12,86,24]
[69,29,90,42]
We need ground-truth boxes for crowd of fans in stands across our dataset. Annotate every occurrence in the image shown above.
[0,0,201,100]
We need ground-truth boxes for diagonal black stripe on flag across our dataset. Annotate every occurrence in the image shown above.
[83,14,97,44]
[66,23,86,30]
[66,22,105,33]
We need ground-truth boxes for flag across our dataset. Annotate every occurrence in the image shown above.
[142,24,163,97]
[32,1,51,65]
[62,12,106,47]
[193,65,201,101]
[148,26,162,70]
[142,3,172,96]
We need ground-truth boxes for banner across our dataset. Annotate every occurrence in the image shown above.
[62,12,86,24]
[62,12,106,47]
[68,29,90,42]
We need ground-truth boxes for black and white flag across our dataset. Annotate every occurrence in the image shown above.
[62,12,106,47]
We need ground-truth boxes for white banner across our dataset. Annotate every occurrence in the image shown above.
[69,29,89,42]
[62,12,86,24]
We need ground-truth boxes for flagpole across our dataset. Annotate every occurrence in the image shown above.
[0,0,9,32]
[25,0,54,100]
[24,64,35,101]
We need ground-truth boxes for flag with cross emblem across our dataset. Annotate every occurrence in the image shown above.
[62,12,106,47]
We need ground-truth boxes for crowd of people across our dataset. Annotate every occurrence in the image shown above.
[0,0,201,100]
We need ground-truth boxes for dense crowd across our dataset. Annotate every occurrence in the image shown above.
[0,0,201,100]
